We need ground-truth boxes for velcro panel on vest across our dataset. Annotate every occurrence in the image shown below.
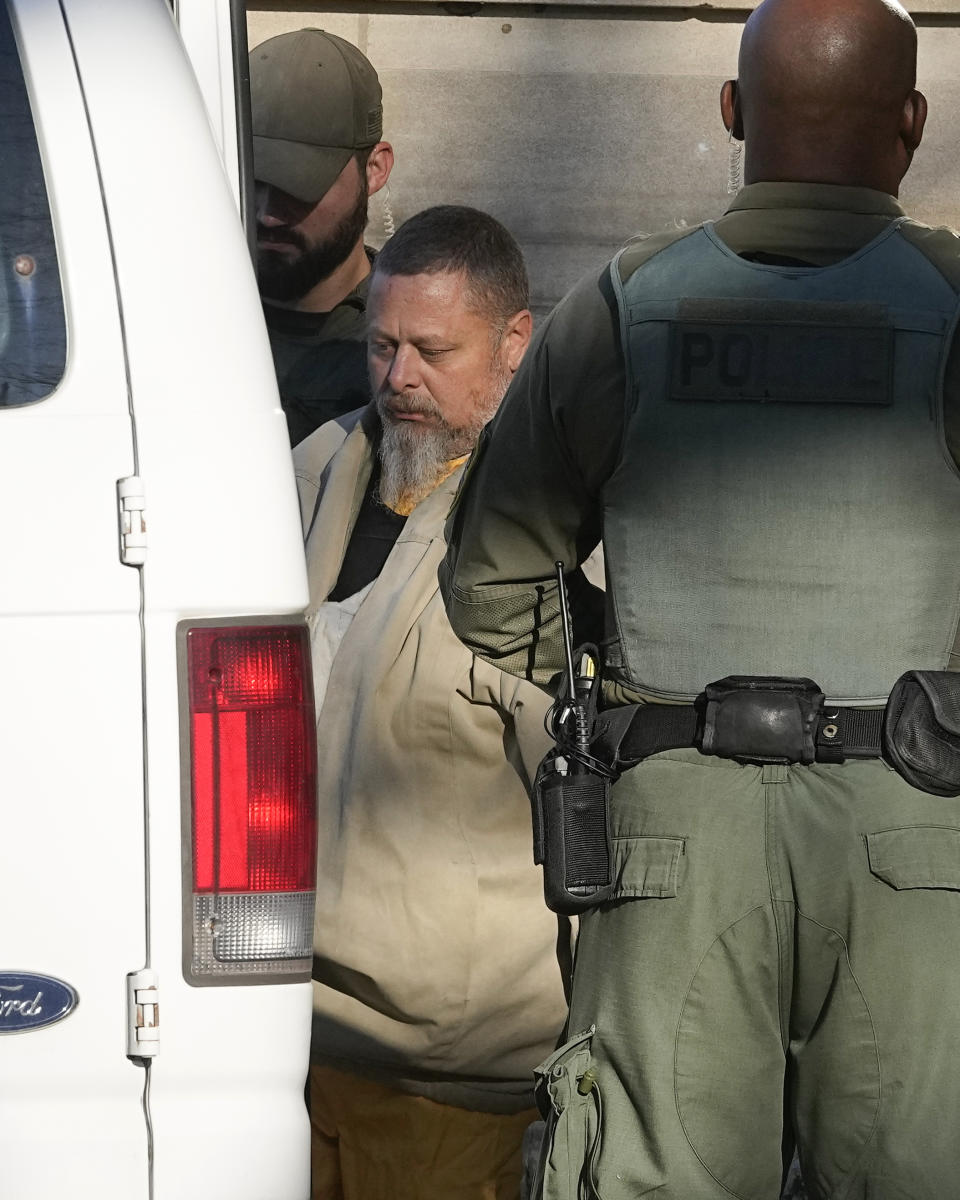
[670,299,893,407]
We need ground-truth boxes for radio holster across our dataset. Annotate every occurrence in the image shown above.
[533,753,614,915]
[533,624,616,915]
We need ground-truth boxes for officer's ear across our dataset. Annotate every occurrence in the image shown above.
[900,88,927,158]
[365,142,394,197]
[720,79,744,141]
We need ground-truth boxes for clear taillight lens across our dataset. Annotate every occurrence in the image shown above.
[181,621,317,983]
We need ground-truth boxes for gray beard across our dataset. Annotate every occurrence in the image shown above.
[376,379,506,512]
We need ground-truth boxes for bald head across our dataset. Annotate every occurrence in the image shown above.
[721,0,926,194]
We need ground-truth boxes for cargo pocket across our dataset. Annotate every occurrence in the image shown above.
[535,1025,603,1199]
[866,826,960,890]
[610,835,684,899]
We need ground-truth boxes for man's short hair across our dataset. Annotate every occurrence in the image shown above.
[373,206,529,330]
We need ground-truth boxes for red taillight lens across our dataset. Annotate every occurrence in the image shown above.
[183,622,317,980]
[188,625,316,894]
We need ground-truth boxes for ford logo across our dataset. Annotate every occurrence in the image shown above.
[0,972,78,1034]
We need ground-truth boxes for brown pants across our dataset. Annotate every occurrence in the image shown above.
[310,1063,537,1200]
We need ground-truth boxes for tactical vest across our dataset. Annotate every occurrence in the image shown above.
[606,218,960,705]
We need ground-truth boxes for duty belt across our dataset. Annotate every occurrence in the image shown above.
[537,670,960,918]
[535,670,960,918]
[599,675,884,769]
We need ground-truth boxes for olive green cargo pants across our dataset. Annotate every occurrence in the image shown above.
[537,750,960,1199]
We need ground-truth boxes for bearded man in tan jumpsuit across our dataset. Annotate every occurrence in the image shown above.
[295,205,568,1200]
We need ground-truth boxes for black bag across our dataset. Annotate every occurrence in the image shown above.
[883,671,960,796]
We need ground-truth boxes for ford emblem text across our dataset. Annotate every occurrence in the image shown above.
[0,973,78,1034]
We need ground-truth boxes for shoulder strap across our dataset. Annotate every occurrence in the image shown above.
[609,226,704,441]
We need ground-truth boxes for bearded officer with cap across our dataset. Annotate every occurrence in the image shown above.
[250,29,394,445]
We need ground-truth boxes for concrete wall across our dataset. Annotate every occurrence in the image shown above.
[248,3,960,316]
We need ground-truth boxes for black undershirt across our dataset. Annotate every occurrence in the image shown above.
[328,464,407,601]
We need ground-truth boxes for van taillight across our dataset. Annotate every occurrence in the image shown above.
[182,622,317,983]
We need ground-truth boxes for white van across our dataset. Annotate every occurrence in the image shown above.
[0,0,316,1196]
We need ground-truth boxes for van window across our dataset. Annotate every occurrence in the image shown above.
[0,2,66,407]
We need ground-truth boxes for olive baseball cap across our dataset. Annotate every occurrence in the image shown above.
[250,29,383,205]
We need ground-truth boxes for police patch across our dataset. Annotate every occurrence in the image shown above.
[669,299,894,406]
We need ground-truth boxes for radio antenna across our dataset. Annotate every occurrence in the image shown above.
[555,561,578,702]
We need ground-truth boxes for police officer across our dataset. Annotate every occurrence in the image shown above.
[440,0,960,1195]
[250,29,394,445]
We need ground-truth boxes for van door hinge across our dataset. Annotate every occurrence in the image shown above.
[126,968,159,1060]
[117,476,147,566]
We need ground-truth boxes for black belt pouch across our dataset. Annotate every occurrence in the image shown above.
[884,670,960,796]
